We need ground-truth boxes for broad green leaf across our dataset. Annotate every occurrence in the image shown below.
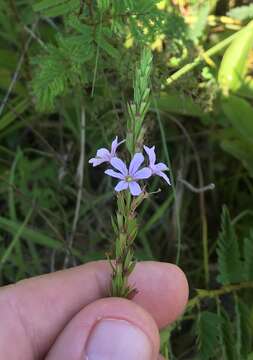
[218,20,253,93]
[155,92,203,117]
[221,138,253,177]
[237,76,253,99]
[221,95,253,145]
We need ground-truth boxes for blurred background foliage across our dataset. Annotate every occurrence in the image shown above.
[0,0,253,358]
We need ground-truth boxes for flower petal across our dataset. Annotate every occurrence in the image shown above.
[129,153,144,175]
[155,162,168,172]
[110,157,128,175]
[129,181,142,196]
[115,181,129,192]
[144,145,156,166]
[105,169,124,180]
[96,148,111,161]
[110,137,119,156]
[157,171,171,185]
[134,167,152,180]
[110,137,125,156]
[88,158,105,167]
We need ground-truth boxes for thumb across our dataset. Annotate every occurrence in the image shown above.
[46,297,160,360]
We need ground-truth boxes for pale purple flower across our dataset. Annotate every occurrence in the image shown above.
[89,136,125,167]
[105,153,152,196]
[144,145,171,185]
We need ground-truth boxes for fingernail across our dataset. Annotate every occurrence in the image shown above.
[85,318,153,360]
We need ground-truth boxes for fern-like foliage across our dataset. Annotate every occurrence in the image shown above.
[197,311,222,360]
[243,230,253,281]
[31,0,193,111]
[216,206,243,285]
[32,34,94,111]
[33,0,80,17]
[112,0,165,41]
[220,310,237,360]
[235,299,252,359]
[227,4,253,21]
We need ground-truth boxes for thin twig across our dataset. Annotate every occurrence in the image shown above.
[24,25,47,49]
[64,105,86,267]
[41,16,59,30]
[0,21,38,117]
[178,178,215,193]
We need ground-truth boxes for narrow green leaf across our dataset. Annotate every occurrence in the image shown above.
[0,208,33,270]
[140,196,173,234]
[33,0,79,16]
[218,20,253,93]
[33,0,66,12]
[0,216,62,249]
[0,99,29,132]
[95,30,120,59]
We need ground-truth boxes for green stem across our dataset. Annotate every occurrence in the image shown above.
[166,29,242,85]
[202,213,209,287]
[188,281,253,310]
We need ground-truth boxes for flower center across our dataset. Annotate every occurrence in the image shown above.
[125,175,133,182]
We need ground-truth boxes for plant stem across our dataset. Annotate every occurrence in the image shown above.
[188,281,253,310]
[110,191,146,298]
[166,29,242,85]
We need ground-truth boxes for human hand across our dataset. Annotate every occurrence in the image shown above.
[0,261,188,359]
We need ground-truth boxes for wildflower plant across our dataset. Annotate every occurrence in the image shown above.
[89,49,171,297]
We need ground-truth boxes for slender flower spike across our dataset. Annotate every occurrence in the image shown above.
[89,137,125,167]
[144,145,171,185]
[105,153,152,196]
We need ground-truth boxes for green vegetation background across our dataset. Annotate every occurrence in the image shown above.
[0,0,253,358]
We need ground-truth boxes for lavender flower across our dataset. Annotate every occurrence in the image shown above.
[105,153,152,196]
[89,136,125,167]
[144,145,171,185]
